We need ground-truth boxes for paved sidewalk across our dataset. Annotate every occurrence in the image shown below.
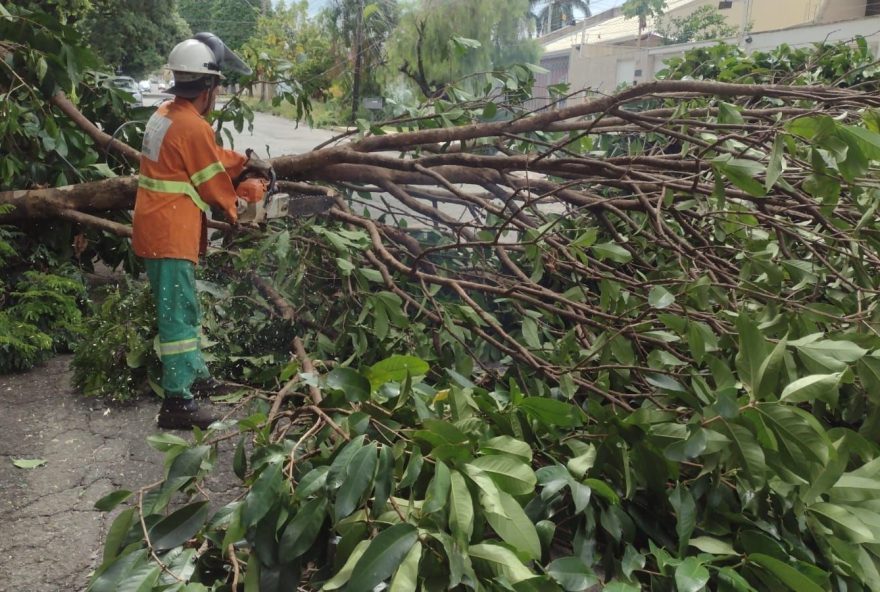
[0,356,168,591]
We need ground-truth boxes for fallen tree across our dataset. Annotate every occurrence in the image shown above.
[7,13,880,589]
[7,78,880,406]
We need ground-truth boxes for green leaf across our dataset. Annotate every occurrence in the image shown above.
[243,461,283,527]
[795,339,867,372]
[366,355,429,389]
[424,460,451,514]
[808,502,876,543]
[463,464,507,516]
[167,445,210,481]
[621,544,645,580]
[735,314,766,390]
[584,478,619,504]
[765,135,786,190]
[296,466,329,499]
[718,567,757,591]
[233,437,247,481]
[325,367,371,402]
[748,554,825,592]
[12,458,46,469]
[755,335,787,399]
[468,543,535,583]
[89,549,148,592]
[146,433,189,452]
[521,316,541,349]
[545,557,599,591]
[648,286,675,309]
[399,447,423,489]
[689,536,737,555]
[117,562,160,592]
[480,435,532,463]
[449,470,474,544]
[322,539,370,590]
[469,454,536,495]
[518,397,583,427]
[591,242,632,263]
[94,490,132,512]
[347,523,419,592]
[484,490,541,560]
[148,501,210,551]
[675,557,710,592]
[758,404,829,467]
[389,541,422,592]
[566,445,596,479]
[721,422,765,488]
[857,356,880,404]
[602,583,640,592]
[669,484,696,555]
[103,508,136,563]
[372,445,394,516]
[326,435,366,489]
[664,428,707,462]
[334,443,378,520]
[712,154,767,197]
[780,373,841,404]
[279,498,327,559]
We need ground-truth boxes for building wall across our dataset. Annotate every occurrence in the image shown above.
[530,55,571,110]
[555,0,878,96]
[657,0,825,37]
[567,44,642,94]
[818,0,868,22]
[647,14,880,79]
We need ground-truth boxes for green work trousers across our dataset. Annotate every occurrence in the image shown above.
[144,258,210,399]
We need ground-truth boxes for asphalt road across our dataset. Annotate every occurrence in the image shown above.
[143,93,341,158]
[140,93,484,229]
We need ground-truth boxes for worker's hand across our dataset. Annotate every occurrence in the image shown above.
[241,148,273,181]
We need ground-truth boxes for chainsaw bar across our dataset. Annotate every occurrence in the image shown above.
[285,194,337,217]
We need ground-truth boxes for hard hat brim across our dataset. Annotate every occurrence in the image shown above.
[165,83,206,99]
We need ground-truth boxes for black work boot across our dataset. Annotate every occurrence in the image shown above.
[157,397,218,430]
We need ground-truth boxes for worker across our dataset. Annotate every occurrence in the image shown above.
[132,33,266,429]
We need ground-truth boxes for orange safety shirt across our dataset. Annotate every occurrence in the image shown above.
[132,98,247,263]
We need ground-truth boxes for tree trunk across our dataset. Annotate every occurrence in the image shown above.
[350,0,364,124]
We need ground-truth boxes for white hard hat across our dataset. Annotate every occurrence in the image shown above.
[166,38,224,78]
[165,34,252,98]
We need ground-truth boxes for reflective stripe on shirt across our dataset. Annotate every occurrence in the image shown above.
[138,175,210,213]
[190,161,225,187]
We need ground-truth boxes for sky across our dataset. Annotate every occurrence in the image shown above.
[302,0,629,19]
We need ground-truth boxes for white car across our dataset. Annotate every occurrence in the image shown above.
[138,79,151,93]
[105,76,143,106]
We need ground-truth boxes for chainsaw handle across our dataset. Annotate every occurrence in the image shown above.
[267,166,276,196]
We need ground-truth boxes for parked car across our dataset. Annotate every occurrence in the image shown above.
[105,75,143,105]
[157,81,167,92]
[138,79,151,93]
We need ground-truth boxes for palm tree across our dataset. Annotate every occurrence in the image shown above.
[621,0,667,47]
[322,0,398,122]
[530,0,590,36]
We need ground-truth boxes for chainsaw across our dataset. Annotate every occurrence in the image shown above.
[235,168,289,224]
[235,151,336,224]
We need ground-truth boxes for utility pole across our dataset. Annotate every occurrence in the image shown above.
[738,0,753,47]
[350,0,364,125]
